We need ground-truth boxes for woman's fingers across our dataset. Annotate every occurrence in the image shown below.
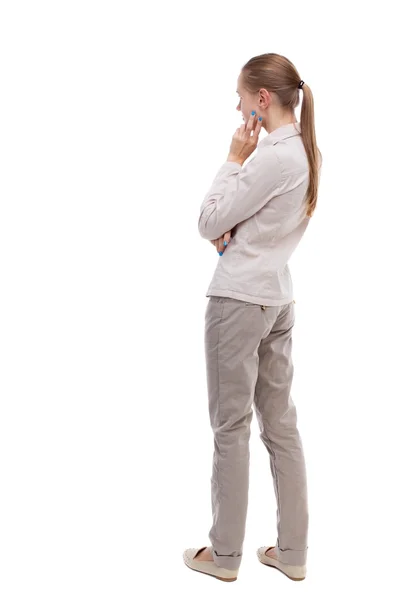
[214,232,232,254]
[223,231,231,246]
[210,231,232,255]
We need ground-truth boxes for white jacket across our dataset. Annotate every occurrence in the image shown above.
[198,122,321,306]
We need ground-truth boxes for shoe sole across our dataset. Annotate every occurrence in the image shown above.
[184,562,237,582]
[259,560,305,581]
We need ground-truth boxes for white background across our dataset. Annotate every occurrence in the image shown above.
[1,1,394,598]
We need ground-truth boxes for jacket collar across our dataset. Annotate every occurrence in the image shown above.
[258,121,301,148]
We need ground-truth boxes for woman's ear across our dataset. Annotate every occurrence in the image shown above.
[258,88,271,110]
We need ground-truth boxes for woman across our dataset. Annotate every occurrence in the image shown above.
[183,52,322,583]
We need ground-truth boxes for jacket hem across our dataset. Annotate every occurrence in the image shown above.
[206,288,294,306]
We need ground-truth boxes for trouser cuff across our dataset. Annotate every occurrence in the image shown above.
[212,548,242,570]
[275,545,307,566]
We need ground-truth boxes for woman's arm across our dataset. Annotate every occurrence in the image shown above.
[198,146,282,241]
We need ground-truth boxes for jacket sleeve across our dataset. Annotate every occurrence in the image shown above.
[198,145,283,240]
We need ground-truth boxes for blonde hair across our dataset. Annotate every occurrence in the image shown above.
[241,53,321,218]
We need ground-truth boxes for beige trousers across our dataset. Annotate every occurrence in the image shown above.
[204,296,308,570]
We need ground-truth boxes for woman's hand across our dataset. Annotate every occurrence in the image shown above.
[227,111,263,165]
[210,230,232,255]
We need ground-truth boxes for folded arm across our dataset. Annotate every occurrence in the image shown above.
[198,145,283,241]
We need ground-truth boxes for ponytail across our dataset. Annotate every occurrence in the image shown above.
[242,53,322,218]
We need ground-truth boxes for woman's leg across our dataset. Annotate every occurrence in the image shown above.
[253,301,309,566]
[204,297,268,570]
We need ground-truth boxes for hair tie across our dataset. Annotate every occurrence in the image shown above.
[298,80,305,89]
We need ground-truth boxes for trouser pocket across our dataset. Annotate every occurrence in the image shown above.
[244,302,267,310]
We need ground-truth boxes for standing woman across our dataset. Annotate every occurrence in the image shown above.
[183,53,322,583]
